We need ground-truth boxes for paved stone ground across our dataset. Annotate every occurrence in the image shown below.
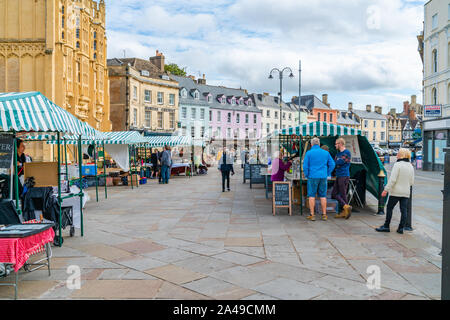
[0,164,443,300]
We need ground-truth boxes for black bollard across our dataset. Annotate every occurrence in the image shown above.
[404,186,413,231]
[377,170,386,215]
[442,147,450,300]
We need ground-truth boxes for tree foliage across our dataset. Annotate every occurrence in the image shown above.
[165,63,186,76]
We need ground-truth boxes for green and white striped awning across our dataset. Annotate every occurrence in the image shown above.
[267,121,362,140]
[141,135,192,147]
[101,131,147,145]
[0,92,97,136]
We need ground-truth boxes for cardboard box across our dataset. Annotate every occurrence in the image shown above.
[127,174,140,187]
[293,185,305,205]
[113,177,122,186]
[24,162,58,187]
[106,177,113,187]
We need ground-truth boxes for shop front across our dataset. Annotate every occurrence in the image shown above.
[423,117,450,172]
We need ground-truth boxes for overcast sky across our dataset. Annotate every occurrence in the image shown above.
[106,0,426,113]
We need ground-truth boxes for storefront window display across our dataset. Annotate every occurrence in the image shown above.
[434,130,448,165]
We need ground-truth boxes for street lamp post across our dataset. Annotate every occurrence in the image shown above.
[269,67,294,131]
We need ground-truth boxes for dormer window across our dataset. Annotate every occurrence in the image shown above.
[248,100,252,106]
[180,88,187,98]
[191,89,200,99]
[207,95,212,103]
[231,98,236,105]
[222,97,226,104]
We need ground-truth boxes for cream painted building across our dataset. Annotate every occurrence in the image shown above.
[108,54,179,133]
[250,93,306,137]
[349,104,388,147]
[422,0,450,117]
[0,0,112,160]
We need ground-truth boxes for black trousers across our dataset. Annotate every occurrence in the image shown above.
[221,170,231,190]
[384,196,408,229]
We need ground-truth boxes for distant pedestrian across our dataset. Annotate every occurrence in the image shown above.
[333,138,353,219]
[303,137,336,221]
[160,145,172,184]
[376,148,415,234]
[218,147,235,192]
[150,151,159,179]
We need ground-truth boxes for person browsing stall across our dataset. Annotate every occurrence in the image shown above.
[303,137,335,221]
[160,145,172,184]
[333,138,353,220]
[270,150,292,182]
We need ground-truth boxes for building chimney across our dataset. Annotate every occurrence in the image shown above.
[375,106,382,114]
[348,102,353,112]
[411,95,417,105]
[149,50,165,72]
[403,101,410,115]
[366,105,372,112]
[197,74,206,85]
[322,94,329,106]
[390,108,396,117]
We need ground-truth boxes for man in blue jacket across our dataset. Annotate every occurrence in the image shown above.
[303,137,336,221]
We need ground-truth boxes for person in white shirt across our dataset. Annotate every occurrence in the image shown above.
[376,148,415,234]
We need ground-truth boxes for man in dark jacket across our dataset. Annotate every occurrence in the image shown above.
[218,148,234,192]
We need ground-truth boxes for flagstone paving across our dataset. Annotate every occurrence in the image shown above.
[0,165,443,299]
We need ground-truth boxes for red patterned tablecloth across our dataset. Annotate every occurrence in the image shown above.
[0,228,55,272]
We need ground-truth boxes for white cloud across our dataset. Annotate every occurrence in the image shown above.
[105,0,425,111]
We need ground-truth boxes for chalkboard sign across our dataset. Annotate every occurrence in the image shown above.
[243,163,251,183]
[273,181,292,216]
[250,164,265,189]
[0,135,14,172]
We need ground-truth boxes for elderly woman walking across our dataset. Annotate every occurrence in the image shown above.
[376,148,415,234]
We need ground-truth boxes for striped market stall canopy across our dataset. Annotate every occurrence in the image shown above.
[267,121,362,140]
[0,92,97,136]
[142,135,192,147]
[101,131,147,145]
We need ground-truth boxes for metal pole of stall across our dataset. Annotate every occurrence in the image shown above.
[134,145,139,188]
[13,134,21,215]
[300,136,303,216]
[377,170,386,215]
[128,145,133,190]
[64,138,68,193]
[441,147,450,300]
[405,186,413,231]
[103,140,107,199]
[57,132,62,246]
[94,142,99,202]
[144,144,148,178]
[78,136,84,237]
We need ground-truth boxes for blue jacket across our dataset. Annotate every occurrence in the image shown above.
[335,149,351,177]
[303,145,336,179]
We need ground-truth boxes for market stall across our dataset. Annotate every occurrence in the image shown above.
[259,121,387,215]
[142,135,194,176]
[0,91,99,244]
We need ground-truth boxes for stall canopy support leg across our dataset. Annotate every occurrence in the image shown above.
[57,132,63,247]
[78,136,84,237]
[103,141,107,199]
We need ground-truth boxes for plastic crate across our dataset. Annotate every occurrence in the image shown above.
[82,164,97,176]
